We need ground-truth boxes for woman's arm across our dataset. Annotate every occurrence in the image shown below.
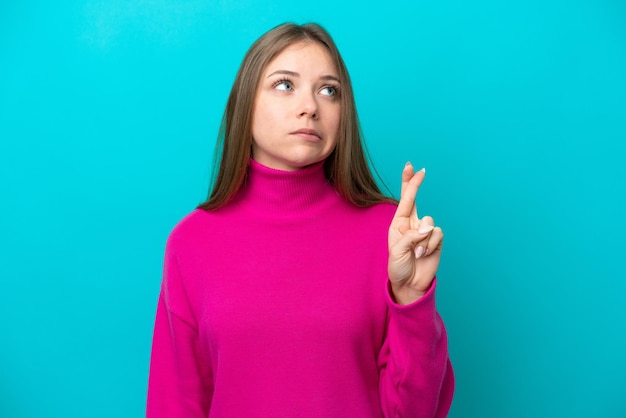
[378,281,454,417]
[146,248,213,418]
[378,162,454,416]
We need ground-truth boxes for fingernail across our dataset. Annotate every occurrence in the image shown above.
[419,168,426,174]
[418,224,434,234]
[415,245,424,258]
[425,248,432,256]
[405,161,412,167]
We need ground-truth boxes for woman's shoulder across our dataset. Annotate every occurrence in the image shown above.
[338,199,397,232]
[354,200,398,219]
[164,208,219,251]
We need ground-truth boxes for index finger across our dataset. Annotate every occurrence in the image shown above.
[395,163,425,219]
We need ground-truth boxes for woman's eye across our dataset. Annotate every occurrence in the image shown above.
[274,80,293,91]
[320,86,338,97]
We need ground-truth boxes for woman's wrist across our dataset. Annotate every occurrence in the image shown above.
[390,282,426,306]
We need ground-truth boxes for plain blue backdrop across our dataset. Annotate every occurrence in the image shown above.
[1,1,625,417]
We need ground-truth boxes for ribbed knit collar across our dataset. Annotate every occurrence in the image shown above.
[232,158,337,218]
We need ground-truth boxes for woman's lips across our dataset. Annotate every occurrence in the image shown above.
[291,129,322,141]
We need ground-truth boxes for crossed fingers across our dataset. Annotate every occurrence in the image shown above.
[392,162,442,259]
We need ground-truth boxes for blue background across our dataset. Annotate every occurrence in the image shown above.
[1,1,625,417]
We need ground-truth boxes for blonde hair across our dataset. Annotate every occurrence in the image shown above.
[198,23,394,210]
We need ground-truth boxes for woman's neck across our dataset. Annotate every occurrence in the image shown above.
[230,158,338,219]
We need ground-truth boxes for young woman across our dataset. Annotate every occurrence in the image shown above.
[147,23,454,418]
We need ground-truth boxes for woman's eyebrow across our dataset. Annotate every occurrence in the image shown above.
[267,70,299,78]
[321,75,340,83]
[266,70,340,83]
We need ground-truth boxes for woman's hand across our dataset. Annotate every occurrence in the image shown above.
[388,162,443,305]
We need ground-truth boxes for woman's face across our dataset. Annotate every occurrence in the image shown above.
[251,41,341,171]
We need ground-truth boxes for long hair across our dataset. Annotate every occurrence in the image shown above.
[198,23,395,211]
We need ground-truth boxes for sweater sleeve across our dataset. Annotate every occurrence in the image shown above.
[378,279,455,418]
[146,246,213,418]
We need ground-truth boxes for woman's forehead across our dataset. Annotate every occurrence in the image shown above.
[263,41,338,78]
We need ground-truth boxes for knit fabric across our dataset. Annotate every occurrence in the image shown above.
[147,159,454,417]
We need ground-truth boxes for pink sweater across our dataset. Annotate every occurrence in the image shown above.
[147,159,454,417]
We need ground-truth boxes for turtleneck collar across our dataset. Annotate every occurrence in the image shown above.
[231,158,339,218]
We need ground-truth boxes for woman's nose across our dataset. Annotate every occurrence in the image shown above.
[298,92,319,119]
